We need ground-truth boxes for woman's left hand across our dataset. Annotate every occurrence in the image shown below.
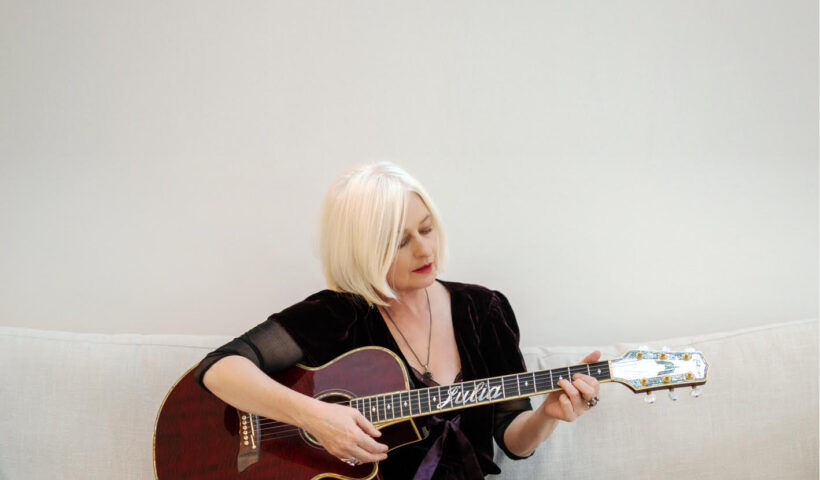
[536,350,601,422]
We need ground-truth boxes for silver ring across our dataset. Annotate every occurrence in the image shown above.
[342,457,359,466]
[586,396,599,408]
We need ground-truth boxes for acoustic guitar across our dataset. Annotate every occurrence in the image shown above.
[153,346,708,479]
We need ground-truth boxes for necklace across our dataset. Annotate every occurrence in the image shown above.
[383,288,434,381]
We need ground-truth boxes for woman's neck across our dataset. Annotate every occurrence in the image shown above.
[385,285,431,321]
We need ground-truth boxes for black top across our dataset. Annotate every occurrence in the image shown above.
[195,280,533,479]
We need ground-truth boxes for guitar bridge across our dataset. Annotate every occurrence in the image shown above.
[236,410,260,472]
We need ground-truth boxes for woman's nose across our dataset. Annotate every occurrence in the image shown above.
[415,236,433,257]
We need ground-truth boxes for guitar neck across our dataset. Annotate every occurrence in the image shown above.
[351,361,612,423]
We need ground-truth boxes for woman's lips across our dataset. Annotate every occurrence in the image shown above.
[413,263,433,274]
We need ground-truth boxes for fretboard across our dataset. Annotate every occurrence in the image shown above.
[350,361,611,423]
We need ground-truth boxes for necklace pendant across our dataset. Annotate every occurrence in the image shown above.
[422,371,433,381]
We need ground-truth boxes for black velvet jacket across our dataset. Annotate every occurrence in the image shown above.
[195,280,533,479]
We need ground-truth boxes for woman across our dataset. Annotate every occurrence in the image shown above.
[195,162,600,479]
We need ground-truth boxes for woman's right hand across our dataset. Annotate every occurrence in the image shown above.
[302,399,389,465]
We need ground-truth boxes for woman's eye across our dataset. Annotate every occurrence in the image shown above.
[399,238,410,248]
[421,227,433,235]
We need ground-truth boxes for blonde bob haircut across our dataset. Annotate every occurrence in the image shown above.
[320,162,446,307]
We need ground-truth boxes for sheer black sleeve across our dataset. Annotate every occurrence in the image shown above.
[193,289,364,392]
[194,320,305,392]
[493,398,533,459]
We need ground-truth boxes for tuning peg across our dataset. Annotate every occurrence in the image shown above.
[690,386,703,398]
[644,392,656,404]
[668,388,678,401]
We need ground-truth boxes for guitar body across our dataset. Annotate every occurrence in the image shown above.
[153,347,422,480]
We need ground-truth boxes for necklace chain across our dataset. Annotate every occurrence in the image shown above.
[383,288,433,380]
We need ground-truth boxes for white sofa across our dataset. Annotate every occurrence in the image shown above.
[1,320,817,479]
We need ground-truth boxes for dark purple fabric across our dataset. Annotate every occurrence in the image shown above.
[407,371,483,480]
[197,280,533,479]
[412,416,483,480]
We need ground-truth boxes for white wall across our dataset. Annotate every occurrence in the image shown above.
[1,0,817,346]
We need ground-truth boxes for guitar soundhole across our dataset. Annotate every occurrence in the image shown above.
[303,392,353,448]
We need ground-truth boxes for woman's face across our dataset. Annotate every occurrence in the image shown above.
[386,193,438,294]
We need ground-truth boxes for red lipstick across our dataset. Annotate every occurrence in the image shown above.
[413,263,433,274]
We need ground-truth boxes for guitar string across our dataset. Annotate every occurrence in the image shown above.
[249,363,627,433]
[251,365,612,430]
[249,359,699,439]
[254,391,692,441]
[251,367,621,438]
[253,355,689,431]
[250,359,685,434]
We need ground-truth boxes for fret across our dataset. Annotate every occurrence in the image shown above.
[574,365,587,377]
[566,367,572,383]
[430,387,440,411]
[462,380,476,406]
[586,364,591,376]
[399,391,409,418]
[489,377,504,399]
[519,372,536,395]
[409,390,420,416]
[502,374,519,398]
[534,370,551,393]
[592,361,610,381]
[420,388,431,414]
[387,394,396,420]
[549,369,554,390]
[456,382,467,406]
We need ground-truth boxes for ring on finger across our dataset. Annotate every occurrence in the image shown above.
[341,457,359,466]
[586,396,599,408]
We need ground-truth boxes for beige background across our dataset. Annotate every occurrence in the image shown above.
[1,0,817,345]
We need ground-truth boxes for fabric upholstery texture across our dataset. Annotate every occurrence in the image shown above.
[0,320,817,479]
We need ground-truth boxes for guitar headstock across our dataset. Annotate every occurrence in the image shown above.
[610,348,708,402]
